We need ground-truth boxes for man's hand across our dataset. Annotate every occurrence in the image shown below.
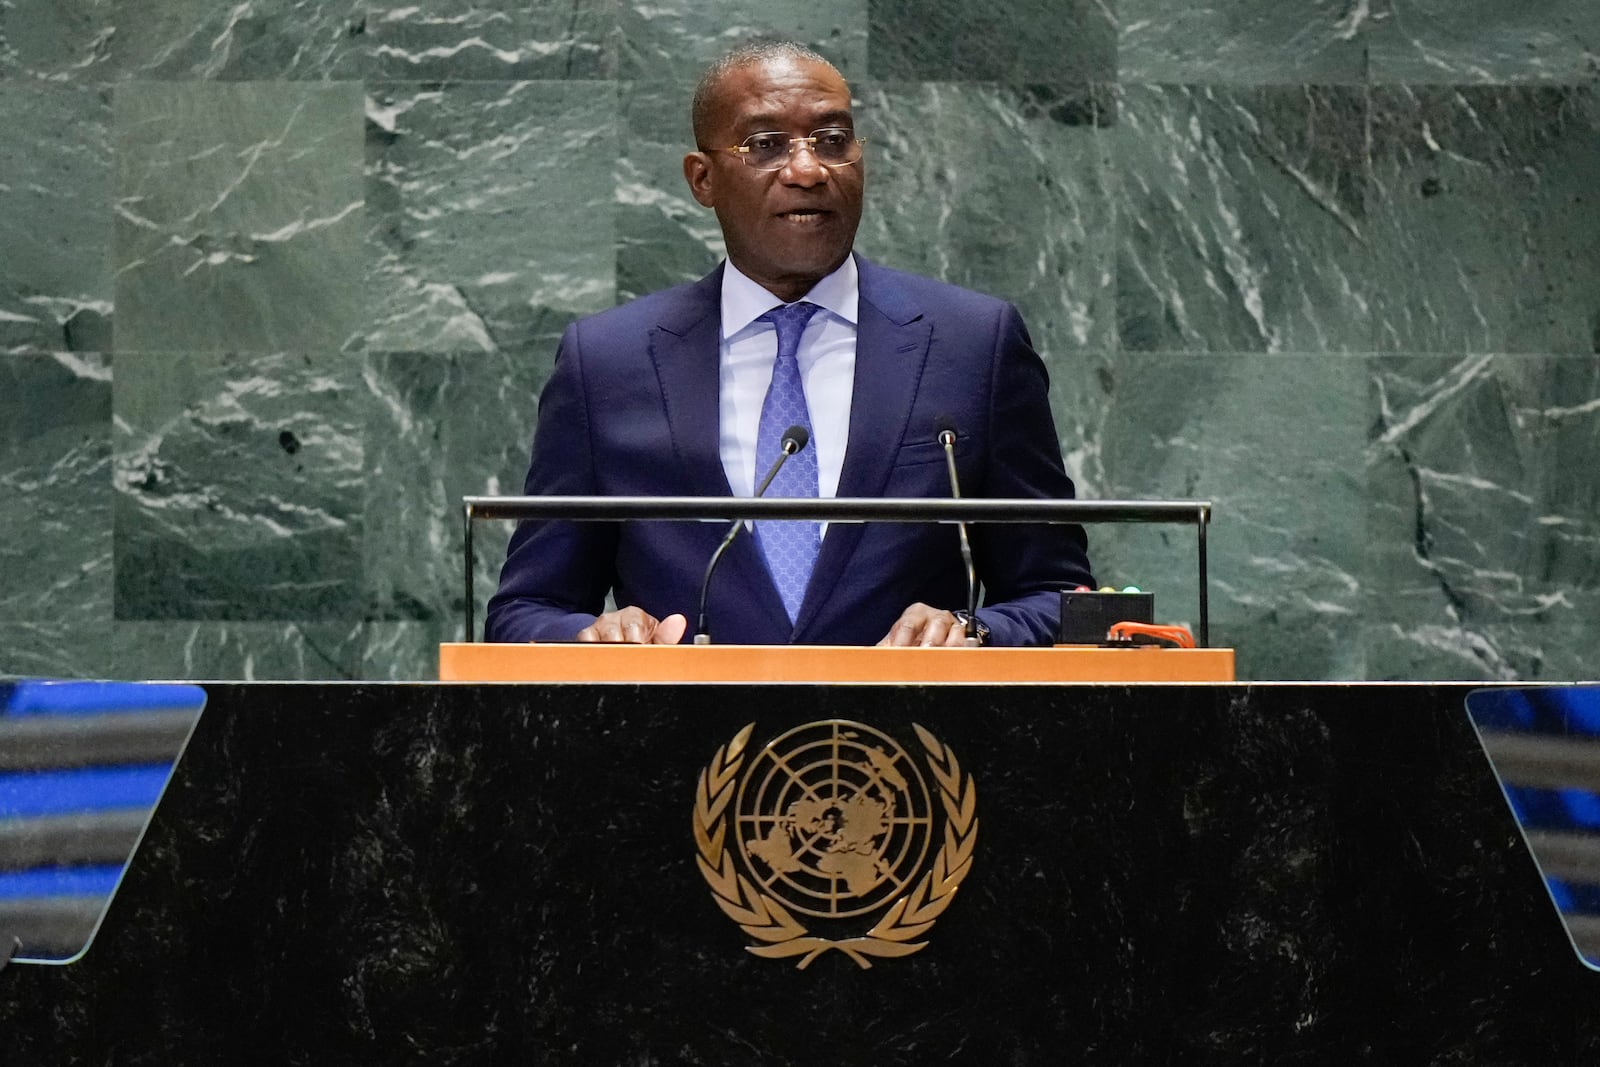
[575,607,688,645]
[877,603,968,647]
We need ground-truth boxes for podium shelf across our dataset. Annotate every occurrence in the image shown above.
[437,642,1235,683]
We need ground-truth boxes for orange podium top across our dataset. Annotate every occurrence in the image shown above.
[437,642,1234,684]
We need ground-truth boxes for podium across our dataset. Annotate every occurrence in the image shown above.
[2,680,1588,1062]
[438,641,1236,682]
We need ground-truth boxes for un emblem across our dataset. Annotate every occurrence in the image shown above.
[693,720,978,969]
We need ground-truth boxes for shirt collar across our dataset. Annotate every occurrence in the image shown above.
[720,254,860,340]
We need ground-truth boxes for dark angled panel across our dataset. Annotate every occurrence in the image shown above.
[0,684,1587,1059]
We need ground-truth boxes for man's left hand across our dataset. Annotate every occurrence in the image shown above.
[877,603,968,647]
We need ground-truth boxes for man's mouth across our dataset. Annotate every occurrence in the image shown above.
[776,209,829,223]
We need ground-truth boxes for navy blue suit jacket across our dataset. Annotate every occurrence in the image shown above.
[485,256,1093,646]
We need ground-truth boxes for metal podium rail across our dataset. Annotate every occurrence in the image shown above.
[460,496,1212,645]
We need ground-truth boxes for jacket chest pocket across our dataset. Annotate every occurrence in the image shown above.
[891,436,974,469]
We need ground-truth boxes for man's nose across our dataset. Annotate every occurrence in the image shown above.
[778,141,829,185]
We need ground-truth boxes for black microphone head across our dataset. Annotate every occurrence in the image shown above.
[934,416,958,446]
[782,425,810,453]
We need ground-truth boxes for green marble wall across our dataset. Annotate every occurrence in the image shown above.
[2,2,1597,681]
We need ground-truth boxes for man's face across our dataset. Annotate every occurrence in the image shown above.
[683,57,865,303]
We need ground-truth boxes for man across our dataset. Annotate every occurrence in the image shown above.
[486,41,1092,647]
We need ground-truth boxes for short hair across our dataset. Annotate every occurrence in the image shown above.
[691,40,842,147]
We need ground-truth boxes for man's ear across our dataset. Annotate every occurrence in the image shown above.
[683,151,716,208]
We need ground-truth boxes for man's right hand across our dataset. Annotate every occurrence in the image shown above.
[574,607,688,645]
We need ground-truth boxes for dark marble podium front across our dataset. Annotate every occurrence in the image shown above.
[2,683,1595,1064]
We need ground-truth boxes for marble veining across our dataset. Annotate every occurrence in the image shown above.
[0,354,113,633]
[113,82,364,353]
[1119,0,1600,85]
[617,0,868,83]
[1370,0,1600,84]
[615,78,726,302]
[867,0,1116,82]
[1366,355,1600,679]
[107,0,365,80]
[857,83,1116,356]
[1367,85,1600,354]
[364,81,616,352]
[1120,0,1372,84]
[1115,85,1371,353]
[1,0,1598,681]
[0,85,112,354]
[0,0,111,80]
[113,350,366,621]
[364,0,617,80]
[361,348,551,630]
[108,620,365,679]
[1077,353,1367,678]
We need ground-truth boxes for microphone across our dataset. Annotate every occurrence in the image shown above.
[694,425,810,644]
[936,419,981,647]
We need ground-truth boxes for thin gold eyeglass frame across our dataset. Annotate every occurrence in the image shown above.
[710,129,867,171]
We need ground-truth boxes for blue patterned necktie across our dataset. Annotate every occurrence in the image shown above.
[755,301,823,624]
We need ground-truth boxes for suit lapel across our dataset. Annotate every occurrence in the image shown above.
[649,268,731,498]
[794,257,932,638]
[650,265,793,638]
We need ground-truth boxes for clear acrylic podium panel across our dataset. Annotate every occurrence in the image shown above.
[1466,685,1600,972]
[1,680,205,965]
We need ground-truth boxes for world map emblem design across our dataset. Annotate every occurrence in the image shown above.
[692,720,978,969]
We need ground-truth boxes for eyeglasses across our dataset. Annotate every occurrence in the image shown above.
[711,128,865,171]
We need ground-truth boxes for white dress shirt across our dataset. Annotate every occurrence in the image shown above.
[717,257,858,512]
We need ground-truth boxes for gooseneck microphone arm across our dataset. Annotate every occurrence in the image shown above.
[937,422,981,647]
[693,425,810,645]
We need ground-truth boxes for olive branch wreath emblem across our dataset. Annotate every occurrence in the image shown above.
[692,722,978,970]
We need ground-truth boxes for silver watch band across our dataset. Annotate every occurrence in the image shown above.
[952,610,990,646]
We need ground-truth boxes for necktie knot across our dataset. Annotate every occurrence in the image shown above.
[760,302,821,359]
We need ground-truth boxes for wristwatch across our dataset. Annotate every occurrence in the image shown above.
[951,610,990,646]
